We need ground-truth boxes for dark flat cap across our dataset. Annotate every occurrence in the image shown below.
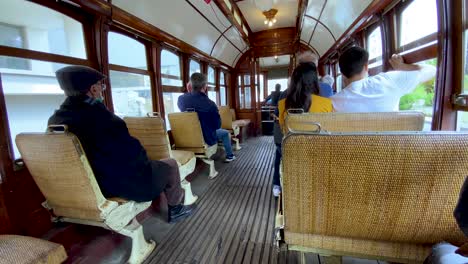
[56,66,106,96]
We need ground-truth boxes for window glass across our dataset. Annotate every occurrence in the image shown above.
[163,92,183,130]
[189,59,200,76]
[161,50,182,86]
[208,91,217,103]
[220,86,226,106]
[267,78,288,94]
[457,29,468,131]
[108,32,147,70]
[244,86,251,109]
[220,72,225,86]
[367,26,382,62]
[0,0,86,59]
[239,87,244,108]
[244,75,250,86]
[259,74,264,102]
[110,70,152,117]
[400,0,438,47]
[336,75,343,93]
[208,66,215,84]
[1,57,68,159]
[399,58,437,131]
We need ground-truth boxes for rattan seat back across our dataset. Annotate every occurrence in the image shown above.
[168,112,206,151]
[124,115,171,161]
[16,130,117,221]
[219,106,234,130]
[282,132,468,262]
[285,111,425,133]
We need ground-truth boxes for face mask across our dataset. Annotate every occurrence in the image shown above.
[95,96,104,103]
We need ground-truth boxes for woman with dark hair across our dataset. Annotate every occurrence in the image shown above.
[278,62,332,129]
[272,62,332,197]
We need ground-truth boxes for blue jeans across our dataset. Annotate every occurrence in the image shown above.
[216,129,233,158]
[273,143,282,186]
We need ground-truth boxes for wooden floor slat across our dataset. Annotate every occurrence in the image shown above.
[147,137,277,264]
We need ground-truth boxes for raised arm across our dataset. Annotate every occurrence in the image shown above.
[389,54,436,83]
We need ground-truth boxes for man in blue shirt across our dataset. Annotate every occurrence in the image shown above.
[178,73,236,162]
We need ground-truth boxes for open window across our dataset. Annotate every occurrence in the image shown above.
[189,59,200,76]
[457,0,468,131]
[108,32,152,117]
[0,1,88,160]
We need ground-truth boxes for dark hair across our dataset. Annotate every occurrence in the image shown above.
[285,62,320,112]
[190,73,207,92]
[275,83,281,92]
[339,46,369,79]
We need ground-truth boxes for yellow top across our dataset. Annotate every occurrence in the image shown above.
[278,94,333,128]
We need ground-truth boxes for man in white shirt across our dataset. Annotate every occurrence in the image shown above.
[332,46,436,112]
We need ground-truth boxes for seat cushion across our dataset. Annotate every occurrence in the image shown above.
[0,235,67,264]
[172,150,195,165]
[233,119,251,127]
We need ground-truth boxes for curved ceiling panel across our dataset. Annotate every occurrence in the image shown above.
[305,0,326,19]
[224,27,248,52]
[300,17,317,45]
[113,0,221,55]
[310,23,335,56]
[319,0,373,39]
[187,0,231,32]
[211,37,240,66]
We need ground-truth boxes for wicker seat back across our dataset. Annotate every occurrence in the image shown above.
[282,132,468,262]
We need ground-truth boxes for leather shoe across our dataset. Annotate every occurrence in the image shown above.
[168,204,194,223]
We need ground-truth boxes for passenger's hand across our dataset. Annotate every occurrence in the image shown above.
[389,54,404,70]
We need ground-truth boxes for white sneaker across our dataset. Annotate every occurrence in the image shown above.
[225,155,236,162]
[273,185,281,197]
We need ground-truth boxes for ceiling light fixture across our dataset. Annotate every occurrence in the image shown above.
[263,9,278,27]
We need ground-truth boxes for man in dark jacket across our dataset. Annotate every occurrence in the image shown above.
[263,83,281,106]
[178,73,235,162]
[48,65,193,223]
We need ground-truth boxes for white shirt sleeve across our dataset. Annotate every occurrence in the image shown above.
[382,65,436,96]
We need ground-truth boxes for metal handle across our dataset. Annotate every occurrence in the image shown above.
[147,112,160,117]
[47,124,68,133]
[287,108,305,114]
[287,121,322,134]
[452,94,468,107]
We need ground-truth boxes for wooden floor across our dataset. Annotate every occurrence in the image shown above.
[145,136,386,264]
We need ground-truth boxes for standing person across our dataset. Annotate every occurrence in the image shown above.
[332,46,436,112]
[178,73,236,162]
[272,62,332,197]
[264,83,282,106]
[48,66,194,223]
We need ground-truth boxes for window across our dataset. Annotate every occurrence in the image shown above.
[267,78,287,94]
[238,75,244,109]
[367,26,383,68]
[208,66,215,86]
[399,58,437,131]
[163,92,183,130]
[220,72,227,106]
[108,32,152,117]
[1,57,68,159]
[258,74,264,103]
[161,49,182,87]
[243,75,251,109]
[457,6,468,131]
[108,32,147,70]
[0,2,88,161]
[336,63,343,92]
[0,1,86,59]
[399,0,438,49]
[189,59,200,76]
[109,71,152,117]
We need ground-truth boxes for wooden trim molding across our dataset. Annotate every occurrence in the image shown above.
[0,46,91,67]
[109,64,149,75]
